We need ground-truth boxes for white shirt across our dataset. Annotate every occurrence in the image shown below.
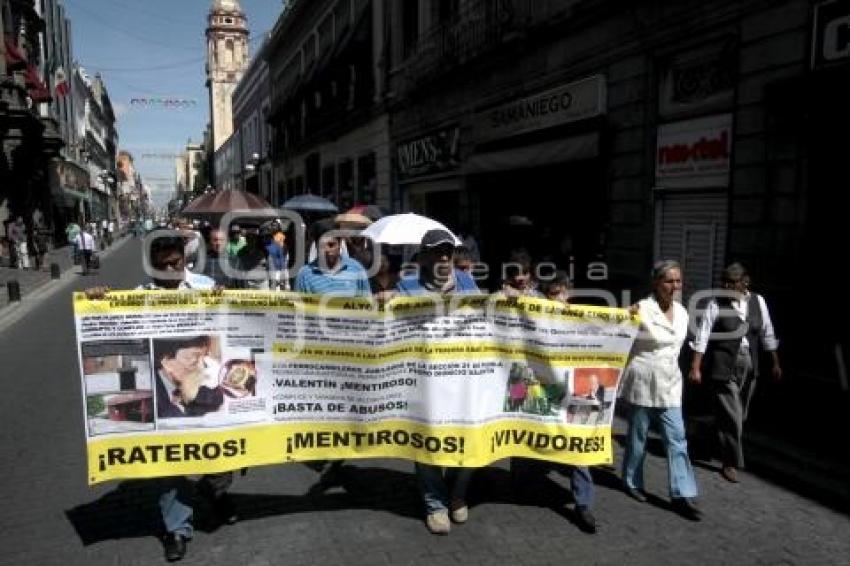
[183,231,201,258]
[618,296,689,408]
[690,292,779,354]
[74,232,95,251]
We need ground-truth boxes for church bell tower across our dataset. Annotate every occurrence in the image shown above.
[206,0,249,152]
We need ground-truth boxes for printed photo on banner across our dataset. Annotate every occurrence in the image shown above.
[503,362,566,416]
[565,367,620,426]
[220,358,258,398]
[152,335,225,421]
[81,340,154,436]
[152,336,267,428]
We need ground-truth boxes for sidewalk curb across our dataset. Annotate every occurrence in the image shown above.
[0,236,132,334]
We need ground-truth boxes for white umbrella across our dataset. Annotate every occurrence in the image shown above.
[360,213,461,246]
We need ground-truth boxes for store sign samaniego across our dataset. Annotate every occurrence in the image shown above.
[397,126,461,180]
[812,0,850,69]
[656,114,733,189]
[476,75,606,142]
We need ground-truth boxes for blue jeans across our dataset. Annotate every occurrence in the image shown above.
[158,480,193,538]
[571,466,594,508]
[622,405,698,499]
[415,463,474,514]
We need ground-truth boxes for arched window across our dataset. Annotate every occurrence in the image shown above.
[224,39,235,66]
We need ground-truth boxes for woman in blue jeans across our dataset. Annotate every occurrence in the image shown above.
[618,260,702,521]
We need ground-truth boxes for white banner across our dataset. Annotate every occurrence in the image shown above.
[75,291,639,484]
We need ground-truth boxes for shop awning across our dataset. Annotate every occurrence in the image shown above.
[464,132,600,174]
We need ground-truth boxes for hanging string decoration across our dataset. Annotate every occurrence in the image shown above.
[140,153,185,160]
[129,97,199,108]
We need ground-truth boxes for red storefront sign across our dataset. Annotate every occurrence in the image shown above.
[656,114,732,188]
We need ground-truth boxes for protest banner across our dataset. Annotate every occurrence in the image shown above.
[74,291,639,484]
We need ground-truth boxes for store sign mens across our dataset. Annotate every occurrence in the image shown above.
[477,75,606,142]
[397,126,461,180]
[656,114,732,189]
[812,0,850,68]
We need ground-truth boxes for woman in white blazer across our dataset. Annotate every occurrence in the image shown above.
[618,260,701,521]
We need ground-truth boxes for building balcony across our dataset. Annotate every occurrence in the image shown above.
[402,0,516,84]
[395,0,584,92]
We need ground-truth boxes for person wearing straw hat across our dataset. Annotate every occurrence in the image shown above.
[335,211,372,230]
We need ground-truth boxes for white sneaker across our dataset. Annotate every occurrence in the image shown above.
[426,511,451,534]
[450,502,468,523]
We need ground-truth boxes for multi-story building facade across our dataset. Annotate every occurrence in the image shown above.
[116,150,144,222]
[388,1,616,289]
[232,35,272,201]
[185,140,206,195]
[174,154,188,195]
[36,0,73,152]
[381,0,848,389]
[74,67,118,224]
[218,0,847,394]
[1,0,63,249]
[37,0,91,237]
[266,0,391,210]
[176,138,210,218]
[213,129,240,191]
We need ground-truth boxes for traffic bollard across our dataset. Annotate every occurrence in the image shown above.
[50,262,61,279]
[7,280,21,302]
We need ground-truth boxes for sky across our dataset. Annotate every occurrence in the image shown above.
[63,0,282,207]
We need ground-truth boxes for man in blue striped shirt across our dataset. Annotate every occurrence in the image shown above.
[294,223,370,487]
[294,225,371,296]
